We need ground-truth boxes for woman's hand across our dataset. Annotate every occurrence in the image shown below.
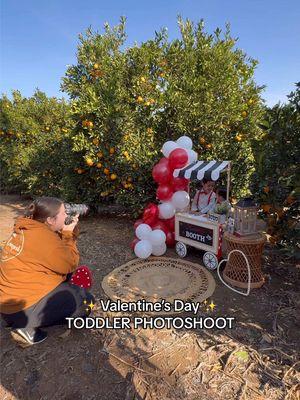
[62,214,79,232]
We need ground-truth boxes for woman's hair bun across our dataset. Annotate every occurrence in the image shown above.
[23,197,63,222]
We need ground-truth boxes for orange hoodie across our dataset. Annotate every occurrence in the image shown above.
[0,217,79,314]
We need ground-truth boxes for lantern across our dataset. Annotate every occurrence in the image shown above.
[234,197,258,236]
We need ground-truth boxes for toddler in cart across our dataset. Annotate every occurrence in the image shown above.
[191,178,216,214]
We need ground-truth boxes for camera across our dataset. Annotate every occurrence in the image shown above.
[64,203,89,225]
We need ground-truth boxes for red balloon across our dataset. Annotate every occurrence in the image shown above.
[134,219,144,230]
[166,231,176,247]
[165,216,175,232]
[144,215,159,227]
[143,203,159,226]
[156,184,174,201]
[152,162,173,184]
[172,177,189,191]
[130,237,140,251]
[158,157,169,166]
[151,220,170,235]
[169,148,188,169]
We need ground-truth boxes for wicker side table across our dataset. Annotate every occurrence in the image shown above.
[223,232,266,289]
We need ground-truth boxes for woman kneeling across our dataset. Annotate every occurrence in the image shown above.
[0,197,94,345]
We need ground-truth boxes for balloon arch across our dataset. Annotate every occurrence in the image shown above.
[131,136,197,259]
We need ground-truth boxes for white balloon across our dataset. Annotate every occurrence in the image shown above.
[152,242,167,256]
[134,240,153,259]
[176,136,193,150]
[161,141,179,158]
[135,223,152,240]
[149,229,166,246]
[158,202,176,219]
[187,149,198,164]
[171,191,190,211]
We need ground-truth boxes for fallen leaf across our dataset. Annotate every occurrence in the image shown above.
[59,330,71,339]
[234,350,249,362]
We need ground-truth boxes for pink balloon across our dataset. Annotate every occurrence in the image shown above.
[156,184,174,201]
[169,148,188,169]
[152,162,173,184]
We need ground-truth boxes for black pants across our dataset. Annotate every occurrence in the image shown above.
[1,275,95,329]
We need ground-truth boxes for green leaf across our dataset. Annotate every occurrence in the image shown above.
[234,350,249,362]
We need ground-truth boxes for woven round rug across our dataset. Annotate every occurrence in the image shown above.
[102,257,215,313]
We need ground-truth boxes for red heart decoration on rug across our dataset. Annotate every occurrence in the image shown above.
[70,265,93,289]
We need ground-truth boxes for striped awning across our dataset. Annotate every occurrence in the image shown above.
[173,161,230,181]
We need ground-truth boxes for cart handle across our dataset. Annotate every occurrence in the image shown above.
[217,249,251,296]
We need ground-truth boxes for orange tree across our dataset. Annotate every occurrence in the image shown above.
[0,90,78,199]
[61,17,264,216]
[251,83,300,256]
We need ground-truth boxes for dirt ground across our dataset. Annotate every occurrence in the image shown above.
[0,195,299,400]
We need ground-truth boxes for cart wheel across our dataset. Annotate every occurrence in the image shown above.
[203,252,218,270]
[176,242,187,258]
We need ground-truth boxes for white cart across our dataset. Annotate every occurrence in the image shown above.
[173,160,231,270]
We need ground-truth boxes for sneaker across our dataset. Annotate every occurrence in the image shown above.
[12,327,48,345]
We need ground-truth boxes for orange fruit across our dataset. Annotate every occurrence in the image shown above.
[262,204,271,213]
[94,70,102,78]
[77,168,84,174]
[276,208,284,218]
[109,147,115,155]
[45,127,50,131]
[149,98,155,104]
[137,96,143,103]
[241,111,248,118]
[206,143,212,149]
[199,137,205,144]
[97,151,103,158]
[127,177,133,182]
[269,236,277,244]
[85,158,94,167]
[286,196,295,205]
[94,63,99,69]
[263,186,270,193]
[110,173,117,180]
[103,168,109,175]
[145,101,151,106]
[235,134,242,142]
[88,121,93,128]
[96,162,102,168]
[93,138,99,145]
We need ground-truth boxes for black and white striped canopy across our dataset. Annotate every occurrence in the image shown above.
[173,161,229,181]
